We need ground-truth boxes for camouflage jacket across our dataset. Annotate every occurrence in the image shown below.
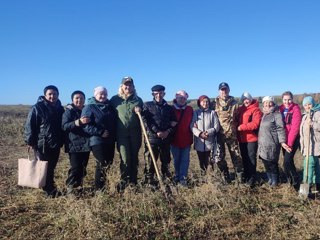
[214,96,239,138]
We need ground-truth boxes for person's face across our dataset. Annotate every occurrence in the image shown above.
[219,87,230,99]
[176,95,187,106]
[45,89,59,104]
[72,94,85,109]
[263,100,274,110]
[243,98,252,107]
[152,91,165,102]
[122,82,134,95]
[200,98,209,109]
[95,91,107,102]
[304,103,313,113]
[282,94,293,108]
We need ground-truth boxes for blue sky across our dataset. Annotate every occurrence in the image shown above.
[1,0,319,105]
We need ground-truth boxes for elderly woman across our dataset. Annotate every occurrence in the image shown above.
[258,96,289,187]
[25,85,65,197]
[62,90,90,195]
[279,91,302,190]
[82,86,117,191]
[192,95,220,177]
[300,96,320,192]
[237,92,262,187]
[171,90,193,186]
[110,77,144,192]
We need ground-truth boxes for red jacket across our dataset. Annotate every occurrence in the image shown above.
[279,103,302,147]
[237,99,263,143]
[171,105,193,148]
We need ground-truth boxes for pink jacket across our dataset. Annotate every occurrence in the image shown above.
[279,103,302,147]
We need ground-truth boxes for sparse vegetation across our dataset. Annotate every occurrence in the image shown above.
[1,100,320,239]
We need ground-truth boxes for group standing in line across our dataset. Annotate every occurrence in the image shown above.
[24,79,320,197]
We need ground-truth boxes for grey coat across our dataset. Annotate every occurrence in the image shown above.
[300,111,320,157]
[258,107,286,162]
[191,108,220,152]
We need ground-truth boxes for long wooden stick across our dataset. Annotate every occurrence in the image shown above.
[136,111,166,192]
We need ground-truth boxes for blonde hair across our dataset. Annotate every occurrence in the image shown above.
[117,84,137,100]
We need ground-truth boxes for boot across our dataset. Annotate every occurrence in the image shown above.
[271,174,278,187]
[236,172,244,184]
[266,172,272,185]
[222,171,231,184]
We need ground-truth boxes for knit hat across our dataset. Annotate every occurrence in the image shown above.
[122,76,134,84]
[302,96,315,107]
[240,92,253,102]
[94,86,108,97]
[197,95,210,107]
[43,85,59,95]
[175,90,189,99]
[262,96,274,103]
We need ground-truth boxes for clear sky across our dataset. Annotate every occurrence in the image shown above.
[1,0,319,105]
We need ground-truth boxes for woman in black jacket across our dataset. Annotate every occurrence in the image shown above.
[82,86,117,191]
[62,91,91,195]
[25,85,64,197]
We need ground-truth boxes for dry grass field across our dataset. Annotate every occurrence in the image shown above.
[1,104,320,239]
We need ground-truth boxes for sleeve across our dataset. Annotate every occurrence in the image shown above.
[238,108,263,131]
[62,109,78,132]
[82,106,103,136]
[275,113,287,144]
[312,111,320,132]
[191,111,202,137]
[142,103,158,134]
[24,106,38,146]
[287,105,302,147]
[166,106,177,134]
[207,111,220,136]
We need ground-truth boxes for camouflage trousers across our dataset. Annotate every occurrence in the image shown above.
[216,133,243,174]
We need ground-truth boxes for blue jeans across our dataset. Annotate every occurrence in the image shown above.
[171,146,191,184]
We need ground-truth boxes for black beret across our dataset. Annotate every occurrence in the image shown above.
[151,85,165,92]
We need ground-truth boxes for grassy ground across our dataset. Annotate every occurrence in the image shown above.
[1,105,320,239]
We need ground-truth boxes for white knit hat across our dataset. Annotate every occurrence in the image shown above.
[94,86,108,97]
[262,96,274,103]
[175,90,189,99]
[240,92,253,102]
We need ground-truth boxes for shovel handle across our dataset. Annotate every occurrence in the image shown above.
[136,111,165,190]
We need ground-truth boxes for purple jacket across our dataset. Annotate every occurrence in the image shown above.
[279,103,302,147]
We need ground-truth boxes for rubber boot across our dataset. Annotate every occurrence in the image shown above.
[266,172,272,185]
[236,172,244,184]
[271,174,278,187]
[223,171,231,184]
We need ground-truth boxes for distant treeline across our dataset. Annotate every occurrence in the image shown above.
[186,93,320,109]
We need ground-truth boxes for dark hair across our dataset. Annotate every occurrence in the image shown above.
[282,91,293,99]
[71,90,85,100]
[43,85,59,95]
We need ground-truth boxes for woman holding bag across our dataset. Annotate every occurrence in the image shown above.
[25,85,65,197]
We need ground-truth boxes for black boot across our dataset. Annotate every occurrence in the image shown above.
[271,174,278,187]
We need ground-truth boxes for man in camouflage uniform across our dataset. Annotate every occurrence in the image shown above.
[214,82,243,182]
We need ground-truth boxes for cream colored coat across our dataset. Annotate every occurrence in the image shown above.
[300,111,320,157]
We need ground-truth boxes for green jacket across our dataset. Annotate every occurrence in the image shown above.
[110,93,143,138]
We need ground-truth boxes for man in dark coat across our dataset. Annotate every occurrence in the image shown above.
[25,85,65,197]
[142,85,177,185]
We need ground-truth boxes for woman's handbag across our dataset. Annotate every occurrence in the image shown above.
[18,150,48,188]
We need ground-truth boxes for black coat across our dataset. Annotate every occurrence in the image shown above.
[62,104,90,153]
[142,99,177,145]
[82,98,117,146]
[25,96,65,151]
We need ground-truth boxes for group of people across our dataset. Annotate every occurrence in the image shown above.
[24,78,320,197]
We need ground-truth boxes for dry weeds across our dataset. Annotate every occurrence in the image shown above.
[1,105,320,240]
